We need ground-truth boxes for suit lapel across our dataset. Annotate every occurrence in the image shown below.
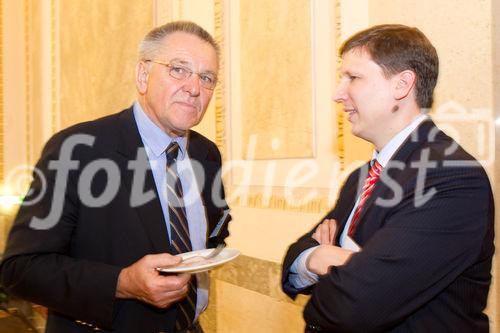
[116,107,170,253]
[185,131,210,196]
[335,166,368,242]
[351,120,437,242]
[186,131,225,242]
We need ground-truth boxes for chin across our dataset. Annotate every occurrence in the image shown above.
[181,121,199,131]
[174,124,192,133]
[172,116,199,129]
[350,127,365,140]
[349,125,359,135]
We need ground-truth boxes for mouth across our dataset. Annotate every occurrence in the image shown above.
[344,108,357,121]
[175,101,199,111]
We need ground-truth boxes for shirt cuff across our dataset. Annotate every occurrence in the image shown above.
[289,246,319,289]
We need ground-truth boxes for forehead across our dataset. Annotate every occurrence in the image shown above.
[159,32,218,70]
[340,47,384,75]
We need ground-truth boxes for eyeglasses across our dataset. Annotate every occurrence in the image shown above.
[145,59,218,90]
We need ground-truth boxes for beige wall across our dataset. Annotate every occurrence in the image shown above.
[0,0,154,253]
[59,0,153,130]
[219,1,499,332]
[370,0,495,174]
[1,0,154,178]
[1,0,498,332]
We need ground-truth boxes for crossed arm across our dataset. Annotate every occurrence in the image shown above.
[282,164,493,332]
[306,219,355,275]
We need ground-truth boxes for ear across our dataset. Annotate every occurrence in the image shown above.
[135,61,150,94]
[393,70,416,100]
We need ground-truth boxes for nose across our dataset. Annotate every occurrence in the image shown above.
[182,74,201,96]
[333,80,347,103]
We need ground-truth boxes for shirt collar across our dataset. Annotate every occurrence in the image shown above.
[133,101,187,159]
[373,114,428,167]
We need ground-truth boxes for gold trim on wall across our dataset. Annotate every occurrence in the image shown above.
[334,0,345,171]
[51,0,58,135]
[0,0,4,185]
[214,0,226,159]
[231,192,330,214]
[25,0,31,168]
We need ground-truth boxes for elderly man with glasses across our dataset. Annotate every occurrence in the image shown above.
[1,21,230,333]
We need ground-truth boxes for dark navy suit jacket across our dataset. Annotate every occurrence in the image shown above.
[1,107,230,332]
[282,120,495,332]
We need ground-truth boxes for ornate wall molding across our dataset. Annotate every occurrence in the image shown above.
[334,0,345,171]
[223,0,340,213]
[24,0,60,165]
[214,0,226,159]
[25,0,31,168]
[50,0,60,135]
[230,191,330,214]
[0,0,4,185]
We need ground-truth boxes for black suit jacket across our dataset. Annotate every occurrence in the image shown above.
[0,107,231,332]
[282,120,495,332]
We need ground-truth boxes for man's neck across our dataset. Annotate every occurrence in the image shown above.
[373,107,423,151]
[375,113,428,155]
[136,97,187,138]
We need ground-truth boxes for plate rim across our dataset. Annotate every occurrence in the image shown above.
[156,248,240,273]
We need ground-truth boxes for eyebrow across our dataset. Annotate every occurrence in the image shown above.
[341,69,361,77]
[168,58,217,75]
[169,58,190,65]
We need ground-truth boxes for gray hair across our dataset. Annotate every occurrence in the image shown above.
[138,21,220,61]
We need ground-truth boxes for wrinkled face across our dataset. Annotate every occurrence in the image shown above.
[333,48,399,148]
[136,32,218,137]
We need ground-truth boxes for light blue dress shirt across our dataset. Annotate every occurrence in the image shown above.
[133,101,209,320]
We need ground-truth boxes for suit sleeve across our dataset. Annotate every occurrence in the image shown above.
[303,163,494,332]
[0,131,121,329]
[281,171,360,298]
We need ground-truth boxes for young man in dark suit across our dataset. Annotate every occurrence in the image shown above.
[0,21,230,333]
[282,24,494,332]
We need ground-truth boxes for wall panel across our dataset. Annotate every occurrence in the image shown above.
[239,0,312,160]
[59,0,153,129]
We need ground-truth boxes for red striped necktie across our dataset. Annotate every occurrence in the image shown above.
[348,160,383,237]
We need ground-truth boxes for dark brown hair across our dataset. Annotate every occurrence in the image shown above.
[340,24,438,109]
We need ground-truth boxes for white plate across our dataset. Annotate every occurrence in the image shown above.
[156,248,240,274]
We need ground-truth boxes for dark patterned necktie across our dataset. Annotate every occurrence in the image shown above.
[165,142,197,330]
[348,160,383,237]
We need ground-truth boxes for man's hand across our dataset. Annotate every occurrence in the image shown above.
[116,253,191,308]
[312,219,338,244]
[306,245,354,275]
